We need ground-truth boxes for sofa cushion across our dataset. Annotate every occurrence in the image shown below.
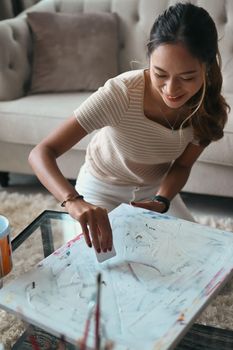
[198,93,233,167]
[27,11,119,93]
[0,93,95,150]
[0,93,233,166]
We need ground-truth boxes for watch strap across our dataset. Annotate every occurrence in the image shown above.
[152,195,170,213]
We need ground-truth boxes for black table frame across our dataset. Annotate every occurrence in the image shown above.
[12,210,70,256]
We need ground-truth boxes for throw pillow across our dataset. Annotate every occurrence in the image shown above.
[27,11,119,93]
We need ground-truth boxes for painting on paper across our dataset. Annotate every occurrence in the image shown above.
[1,204,233,350]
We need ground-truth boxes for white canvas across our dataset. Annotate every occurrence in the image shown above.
[1,204,233,350]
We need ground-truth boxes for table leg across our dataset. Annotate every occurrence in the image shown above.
[0,171,9,187]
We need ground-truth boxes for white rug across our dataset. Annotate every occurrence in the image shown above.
[0,190,233,349]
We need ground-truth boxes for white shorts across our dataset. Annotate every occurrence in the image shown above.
[76,164,194,222]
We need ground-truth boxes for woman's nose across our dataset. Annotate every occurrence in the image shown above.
[165,78,181,96]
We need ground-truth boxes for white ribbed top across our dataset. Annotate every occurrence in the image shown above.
[74,69,196,186]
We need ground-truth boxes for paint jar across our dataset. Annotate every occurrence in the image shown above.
[0,215,13,279]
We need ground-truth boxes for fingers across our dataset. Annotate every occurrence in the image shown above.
[79,210,100,252]
[79,207,112,253]
[79,215,92,248]
[97,208,113,251]
[107,228,113,251]
[88,211,101,252]
[131,201,153,210]
[131,200,165,213]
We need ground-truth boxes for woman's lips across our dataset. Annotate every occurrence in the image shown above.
[164,94,184,102]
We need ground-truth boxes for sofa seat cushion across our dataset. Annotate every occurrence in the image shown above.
[0,93,232,167]
[0,93,95,150]
[199,93,233,167]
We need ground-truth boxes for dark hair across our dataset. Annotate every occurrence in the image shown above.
[147,2,229,146]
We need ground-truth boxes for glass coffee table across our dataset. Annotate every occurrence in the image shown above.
[2,210,233,349]
[5,210,81,350]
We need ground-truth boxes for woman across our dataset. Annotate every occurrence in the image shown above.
[29,3,229,254]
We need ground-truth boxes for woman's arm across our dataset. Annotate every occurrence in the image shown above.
[131,142,206,212]
[156,142,205,200]
[29,115,87,202]
[28,115,112,253]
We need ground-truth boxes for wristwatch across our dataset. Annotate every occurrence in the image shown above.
[151,195,170,213]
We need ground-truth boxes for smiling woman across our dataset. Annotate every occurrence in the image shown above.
[28,2,230,255]
[144,43,205,130]
[148,44,204,107]
[147,3,229,145]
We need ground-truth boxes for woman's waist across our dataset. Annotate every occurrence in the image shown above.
[84,157,170,187]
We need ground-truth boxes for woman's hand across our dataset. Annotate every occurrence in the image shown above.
[131,200,166,213]
[66,199,112,253]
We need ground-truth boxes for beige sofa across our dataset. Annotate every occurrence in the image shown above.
[0,0,40,20]
[0,0,14,20]
[0,0,232,197]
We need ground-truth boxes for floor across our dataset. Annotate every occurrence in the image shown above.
[1,173,233,219]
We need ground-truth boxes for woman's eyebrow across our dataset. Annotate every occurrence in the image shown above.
[153,66,197,74]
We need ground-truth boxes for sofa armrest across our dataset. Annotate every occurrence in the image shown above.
[0,17,32,101]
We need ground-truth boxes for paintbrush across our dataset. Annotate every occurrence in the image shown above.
[80,296,95,350]
[95,273,102,350]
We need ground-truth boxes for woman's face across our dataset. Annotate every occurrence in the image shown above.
[149,43,205,109]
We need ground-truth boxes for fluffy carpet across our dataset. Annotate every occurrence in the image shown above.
[0,190,233,349]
